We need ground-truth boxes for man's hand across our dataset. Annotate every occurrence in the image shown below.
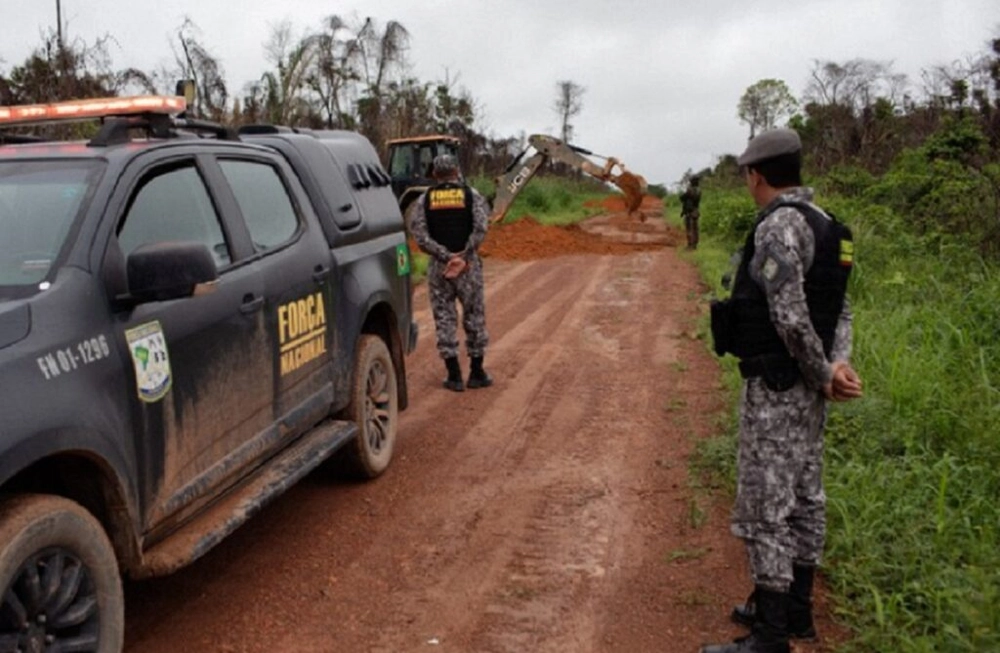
[823,361,863,402]
[443,255,468,279]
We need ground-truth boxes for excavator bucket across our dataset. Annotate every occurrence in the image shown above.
[613,170,647,216]
[488,134,649,224]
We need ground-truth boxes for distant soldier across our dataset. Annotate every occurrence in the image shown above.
[408,154,493,392]
[680,175,702,250]
[703,129,863,653]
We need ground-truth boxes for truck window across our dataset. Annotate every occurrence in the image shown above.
[118,164,231,268]
[0,161,102,286]
[218,160,299,252]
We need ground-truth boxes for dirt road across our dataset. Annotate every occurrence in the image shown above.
[123,208,842,652]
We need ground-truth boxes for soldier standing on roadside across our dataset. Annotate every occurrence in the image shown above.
[681,175,702,250]
[408,154,493,392]
[702,129,863,653]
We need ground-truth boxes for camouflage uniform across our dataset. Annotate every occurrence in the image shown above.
[680,182,701,249]
[731,186,853,592]
[408,186,491,360]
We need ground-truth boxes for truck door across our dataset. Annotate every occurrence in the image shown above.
[111,157,273,533]
[214,156,336,436]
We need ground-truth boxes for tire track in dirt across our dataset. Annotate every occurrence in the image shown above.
[401,256,601,446]
[367,252,680,652]
[363,256,615,651]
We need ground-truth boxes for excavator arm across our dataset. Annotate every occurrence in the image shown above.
[490,134,646,224]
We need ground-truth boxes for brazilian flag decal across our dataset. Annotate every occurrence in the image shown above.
[396,243,411,276]
[840,239,854,266]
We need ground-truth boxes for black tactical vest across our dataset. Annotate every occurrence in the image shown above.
[424,182,474,253]
[681,187,701,214]
[727,201,853,361]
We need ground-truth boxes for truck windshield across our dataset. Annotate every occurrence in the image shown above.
[0,161,102,288]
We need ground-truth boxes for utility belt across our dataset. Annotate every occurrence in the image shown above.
[737,355,802,392]
[711,299,802,392]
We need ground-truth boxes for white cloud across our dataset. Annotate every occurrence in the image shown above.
[2,0,998,185]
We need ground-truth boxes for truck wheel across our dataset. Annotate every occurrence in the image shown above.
[340,335,398,479]
[0,494,123,653]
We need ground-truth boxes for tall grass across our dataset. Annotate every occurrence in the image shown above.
[693,185,1000,652]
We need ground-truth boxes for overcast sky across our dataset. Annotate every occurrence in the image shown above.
[2,0,998,185]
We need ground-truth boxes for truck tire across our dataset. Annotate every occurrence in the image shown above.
[340,335,398,479]
[0,494,124,653]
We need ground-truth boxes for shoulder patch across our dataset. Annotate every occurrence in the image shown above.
[762,256,780,281]
[754,245,794,291]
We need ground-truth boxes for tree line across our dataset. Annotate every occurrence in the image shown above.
[0,15,587,180]
[708,30,1000,256]
[733,41,1000,175]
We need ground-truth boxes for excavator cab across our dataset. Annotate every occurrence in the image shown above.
[386,135,461,215]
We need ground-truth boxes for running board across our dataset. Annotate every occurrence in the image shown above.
[135,419,358,579]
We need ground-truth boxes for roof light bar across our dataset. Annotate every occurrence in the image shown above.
[0,96,187,127]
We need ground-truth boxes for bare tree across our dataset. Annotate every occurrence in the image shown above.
[553,80,585,143]
[174,19,229,121]
[351,17,410,147]
[308,15,362,128]
[806,59,907,113]
[253,21,319,125]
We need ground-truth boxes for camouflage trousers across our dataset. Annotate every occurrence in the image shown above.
[683,211,699,249]
[731,377,827,593]
[427,255,489,360]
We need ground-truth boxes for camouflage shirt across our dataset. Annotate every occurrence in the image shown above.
[748,187,853,389]
[408,185,490,263]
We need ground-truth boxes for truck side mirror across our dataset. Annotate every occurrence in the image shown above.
[126,241,218,303]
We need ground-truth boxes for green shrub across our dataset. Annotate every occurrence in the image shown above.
[700,191,757,243]
[819,164,877,197]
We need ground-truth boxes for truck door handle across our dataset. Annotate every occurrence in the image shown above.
[338,203,353,213]
[240,295,264,314]
[313,266,330,284]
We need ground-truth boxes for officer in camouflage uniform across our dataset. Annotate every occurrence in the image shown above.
[703,129,863,653]
[681,175,702,250]
[408,154,493,392]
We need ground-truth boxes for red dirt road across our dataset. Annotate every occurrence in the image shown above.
[123,206,845,652]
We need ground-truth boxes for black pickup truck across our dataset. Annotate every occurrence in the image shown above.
[0,98,415,651]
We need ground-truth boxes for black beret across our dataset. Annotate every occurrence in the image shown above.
[737,128,801,166]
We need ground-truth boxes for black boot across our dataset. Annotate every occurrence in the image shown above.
[443,357,464,392]
[466,356,493,389]
[702,587,789,653]
[732,565,816,639]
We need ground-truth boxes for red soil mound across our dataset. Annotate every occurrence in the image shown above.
[481,216,668,260]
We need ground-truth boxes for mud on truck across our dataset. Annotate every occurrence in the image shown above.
[0,95,416,651]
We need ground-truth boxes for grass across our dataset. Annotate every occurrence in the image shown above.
[667,547,710,563]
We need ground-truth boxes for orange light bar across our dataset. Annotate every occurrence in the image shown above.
[0,96,187,127]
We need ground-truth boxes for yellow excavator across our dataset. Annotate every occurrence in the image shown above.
[489,134,647,223]
[386,133,646,223]
[385,134,462,215]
